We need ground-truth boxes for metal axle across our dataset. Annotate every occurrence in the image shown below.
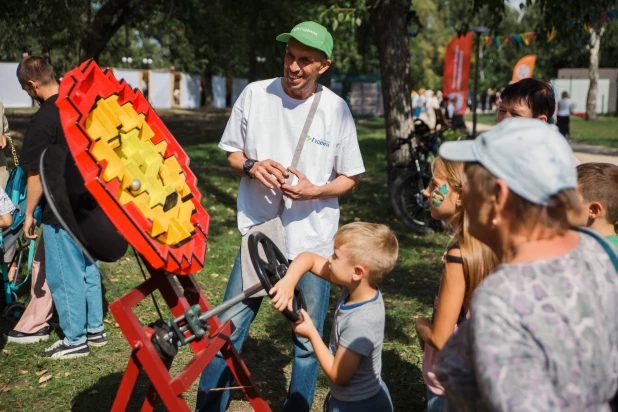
[164,281,265,342]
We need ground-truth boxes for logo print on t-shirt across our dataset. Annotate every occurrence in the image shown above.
[306,135,330,148]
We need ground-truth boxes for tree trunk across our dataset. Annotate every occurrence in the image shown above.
[248,46,257,83]
[367,0,414,189]
[202,73,214,108]
[586,26,604,120]
[79,0,132,62]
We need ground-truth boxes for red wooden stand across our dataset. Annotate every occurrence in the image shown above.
[56,60,270,411]
[108,264,271,411]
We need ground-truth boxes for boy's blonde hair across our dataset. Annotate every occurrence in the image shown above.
[577,163,618,226]
[333,222,399,283]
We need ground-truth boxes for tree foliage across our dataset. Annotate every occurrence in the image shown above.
[313,1,380,77]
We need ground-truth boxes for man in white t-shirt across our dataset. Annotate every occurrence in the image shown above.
[197,21,365,412]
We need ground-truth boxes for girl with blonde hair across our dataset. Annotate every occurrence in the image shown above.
[415,157,498,411]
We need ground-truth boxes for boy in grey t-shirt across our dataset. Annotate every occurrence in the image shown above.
[270,222,399,411]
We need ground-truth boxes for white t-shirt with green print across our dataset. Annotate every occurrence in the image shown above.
[219,78,365,259]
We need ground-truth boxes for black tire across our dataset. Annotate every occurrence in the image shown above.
[391,169,438,234]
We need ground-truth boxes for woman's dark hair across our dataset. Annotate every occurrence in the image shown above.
[501,78,555,120]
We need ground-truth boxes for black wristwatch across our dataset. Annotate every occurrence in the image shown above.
[243,158,257,178]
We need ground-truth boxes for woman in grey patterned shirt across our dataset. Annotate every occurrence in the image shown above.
[432,118,618,411]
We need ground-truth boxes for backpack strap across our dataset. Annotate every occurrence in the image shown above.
[5,134,19,167]
[574,227,618,272]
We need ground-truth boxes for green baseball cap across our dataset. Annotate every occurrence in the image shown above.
[276,21,333,59]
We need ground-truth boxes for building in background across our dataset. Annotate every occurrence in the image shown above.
[556,68,618,115]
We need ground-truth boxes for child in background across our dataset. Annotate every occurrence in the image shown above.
[414,158,497,412]
[269,222,399,412]
[412,90,421,118]
[446,97,456,122]
[574,162,618,247]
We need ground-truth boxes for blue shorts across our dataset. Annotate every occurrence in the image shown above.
[323,380,393,412]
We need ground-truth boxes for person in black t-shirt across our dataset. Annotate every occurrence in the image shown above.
[18,57,106,359]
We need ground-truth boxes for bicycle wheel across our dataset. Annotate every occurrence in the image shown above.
[391,169,435,234]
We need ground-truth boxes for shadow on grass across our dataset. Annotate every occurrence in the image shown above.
[71,338,288,412]
[193,172,239,212]
[215,335,291,408]
[71,370,160,411]
[382,348,426,411]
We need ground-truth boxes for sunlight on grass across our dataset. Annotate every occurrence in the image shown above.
[465,113,618,147]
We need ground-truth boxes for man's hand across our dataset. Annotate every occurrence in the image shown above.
[0,135,7,149]
[24,215,37,239]
[281,167,320,200]
[291,309,318,339]
[269,276,298,312]
[250,159,289,190]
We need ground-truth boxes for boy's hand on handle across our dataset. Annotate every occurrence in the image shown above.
[291,309,317,339]
[0,135,7,149]
[269,276,297,312]
[24,215,37,239]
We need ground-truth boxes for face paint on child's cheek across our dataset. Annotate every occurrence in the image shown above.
[431,184,449,207]
[431,191,444,207]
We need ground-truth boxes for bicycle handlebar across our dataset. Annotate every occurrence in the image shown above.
[391,128,436,153]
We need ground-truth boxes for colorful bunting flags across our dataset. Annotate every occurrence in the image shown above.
[482,9,616,49]
[483,32,537,49]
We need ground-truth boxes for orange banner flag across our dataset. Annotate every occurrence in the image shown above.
[512,55,537,83]
[442,33,474,116]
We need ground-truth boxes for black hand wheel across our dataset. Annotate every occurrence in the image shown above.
[248,232,306,322]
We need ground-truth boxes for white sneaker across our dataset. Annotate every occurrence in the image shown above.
[40,340,90,359]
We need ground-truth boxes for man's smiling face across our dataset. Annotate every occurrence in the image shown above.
[282,38,330,99]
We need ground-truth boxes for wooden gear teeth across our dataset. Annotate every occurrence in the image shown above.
[57,60,210,274]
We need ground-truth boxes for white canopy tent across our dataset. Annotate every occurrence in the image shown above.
[232,78,248,106]
[0,62,33,108]
[180,73,201,109]
[149,71,172,109]
[552,79,611,114]
[112,69,141,90]
[212,75,226,109]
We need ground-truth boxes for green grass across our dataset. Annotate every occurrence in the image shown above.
[465,113,618,147]
[0,112,445,411]
[569,116,618,147]
[464,113,498,126]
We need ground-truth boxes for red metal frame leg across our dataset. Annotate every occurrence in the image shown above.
[220,337,271,410]
[111,354,141,412]
[109,264,272,412]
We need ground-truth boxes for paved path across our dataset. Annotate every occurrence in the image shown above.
[466,121,618,166]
